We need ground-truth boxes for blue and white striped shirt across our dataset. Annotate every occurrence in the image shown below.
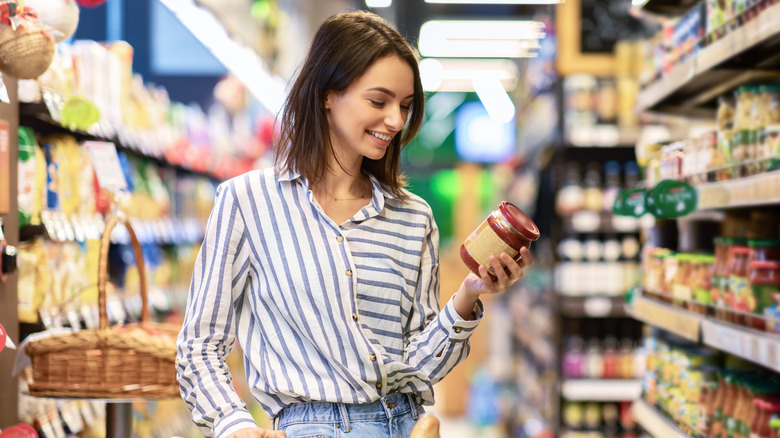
[176,167,484,437]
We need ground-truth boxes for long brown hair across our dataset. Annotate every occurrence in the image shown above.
[274,10,425,200]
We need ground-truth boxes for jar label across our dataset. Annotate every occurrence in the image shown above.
[463,219,518,270]
[754,284,780,314]
[730,275,749,312]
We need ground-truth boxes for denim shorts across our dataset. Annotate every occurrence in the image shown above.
[275,393,424,438]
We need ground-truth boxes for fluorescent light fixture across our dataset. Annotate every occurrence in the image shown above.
[158,0,286,115]
[419,58,518,92]
[419,19,544,58]
[473,76,516,124]
[426,0,561,3]
[366,0,392,6]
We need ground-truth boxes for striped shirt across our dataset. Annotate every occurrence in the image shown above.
[176,167,484,437]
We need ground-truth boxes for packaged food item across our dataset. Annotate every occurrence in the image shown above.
[460,201,539,277]
[728,245,751,325]
[750,261,780,332]
[691,255,715,315]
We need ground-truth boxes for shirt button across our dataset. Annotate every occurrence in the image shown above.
[453,327,462,334]
[336,235,344,242]
[352,313,358,321]
[376,382,382,390]
[346,269,353,277]
[369,354,377,362]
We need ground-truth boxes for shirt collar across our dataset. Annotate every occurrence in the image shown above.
[277,166,397,201]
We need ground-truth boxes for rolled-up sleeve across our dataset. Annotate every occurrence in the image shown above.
[176,182,256,437]
[404,211,484,384]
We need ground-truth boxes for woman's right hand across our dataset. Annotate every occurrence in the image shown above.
[225,427,286,437]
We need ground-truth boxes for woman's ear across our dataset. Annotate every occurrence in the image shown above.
[324,91,332,110]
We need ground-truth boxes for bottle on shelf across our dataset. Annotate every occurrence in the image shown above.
[582,161,604,213]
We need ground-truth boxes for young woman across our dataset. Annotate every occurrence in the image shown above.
[176,10,532,438]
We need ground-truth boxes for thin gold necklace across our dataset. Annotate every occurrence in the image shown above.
[333,191,368,201]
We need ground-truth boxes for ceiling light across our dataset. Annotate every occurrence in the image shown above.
[425,0,562,3]
[419,20,545,58]
[366,0,392,7]
[419,58,519,92]
[473,76,516,124]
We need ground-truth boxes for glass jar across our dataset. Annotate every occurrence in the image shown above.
[460,201,539,277]
[710,370,730,437]
[713,237,729,320]
[770,417,780,438]
[762,85,780,172]
[748,261,780,332]
[749,239,780,265]
[728,245,751,325]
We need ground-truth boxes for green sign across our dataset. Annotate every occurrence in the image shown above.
[613,188,646,217]
[648,180,698,218]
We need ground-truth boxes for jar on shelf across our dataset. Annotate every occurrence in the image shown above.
[460,201,539,278]
[770,417,780,438]
[749,260,780,332]
[761,85,780,172]
[749,239,780,265]
[672,253,694,308]
[691,255,715,316]
[717,95,736,181]
[728,245,752,325]
[753,398,780,438]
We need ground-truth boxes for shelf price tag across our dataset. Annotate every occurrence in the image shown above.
[702,319,780,373]
[633,297,701,341]
[84,141,128,194]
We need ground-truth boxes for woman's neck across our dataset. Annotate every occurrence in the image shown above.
[314,161,370,201]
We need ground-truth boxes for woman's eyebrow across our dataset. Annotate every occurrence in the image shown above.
[366,87,414,99]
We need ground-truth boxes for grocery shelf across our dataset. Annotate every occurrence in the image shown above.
[559,296,629,318]
[632,399,693,438]
[628,296,702,342]
[20,102,222,181]
[560,379,642,401]
[636,1,780,116]
[701,319,780,374]
[696,170,780,210]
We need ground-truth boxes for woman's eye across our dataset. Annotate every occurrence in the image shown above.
[401,104,411,111]
[369,100,384,107]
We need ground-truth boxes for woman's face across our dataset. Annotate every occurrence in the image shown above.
[325,54,415,164]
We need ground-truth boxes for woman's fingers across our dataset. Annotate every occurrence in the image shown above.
[519,246,533,268]
[488,255,510,290]
[501,252,525,280]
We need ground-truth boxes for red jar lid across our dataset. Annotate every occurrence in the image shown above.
[732,247,751,255]
[499,201,540,241]
[750,261,780,270]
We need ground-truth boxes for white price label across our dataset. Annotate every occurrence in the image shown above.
[84,141,128,194]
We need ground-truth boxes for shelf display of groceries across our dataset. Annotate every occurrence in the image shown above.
[635,0,780,103]
[16,123,213,333]
[23,40,274,181]
[639,82,780,190]
[561,318,646,383]
[638,327,780,438]
[554,159,642,298]
[560,400,645,438]
[641,207,780,336]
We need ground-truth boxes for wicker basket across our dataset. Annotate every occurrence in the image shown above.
[25,214,180,399]
[0,29,55,79]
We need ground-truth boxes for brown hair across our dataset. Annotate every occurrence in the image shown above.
[274,10,425,200]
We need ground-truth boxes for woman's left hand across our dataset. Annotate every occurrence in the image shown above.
[462,246,533,297]
[453,247,532,320]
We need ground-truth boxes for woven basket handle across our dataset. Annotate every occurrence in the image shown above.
[97,214,149,331]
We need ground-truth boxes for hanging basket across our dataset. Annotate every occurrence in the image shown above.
[24,214,180,399]
[0,28,54,79]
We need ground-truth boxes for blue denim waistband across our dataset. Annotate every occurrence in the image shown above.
[276,393,420,432]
